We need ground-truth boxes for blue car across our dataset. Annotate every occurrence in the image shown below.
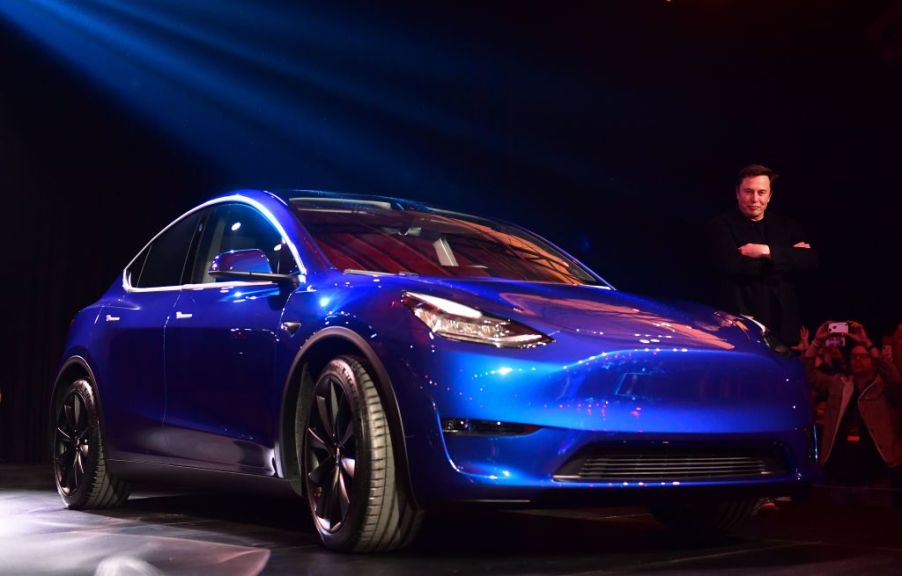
[52,189,817,551]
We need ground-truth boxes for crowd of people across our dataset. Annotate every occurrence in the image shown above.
[708,163,901,506]
[797,320,902,501]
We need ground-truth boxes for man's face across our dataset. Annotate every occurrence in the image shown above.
[735,175,772,221]
[849,345,874,376]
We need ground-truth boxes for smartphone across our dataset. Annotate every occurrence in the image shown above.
[828,321,849,334]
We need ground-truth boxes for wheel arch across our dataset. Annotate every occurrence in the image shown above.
[279,327,417,507]
[49,356,107,462]
[51,355,132,508]
[51,356,104,420]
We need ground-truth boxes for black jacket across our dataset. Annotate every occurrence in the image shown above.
[706,209,818,345]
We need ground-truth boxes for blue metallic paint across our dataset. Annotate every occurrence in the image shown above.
[55,189,817,509]
[209,248,275,275]
[95,291,174,457]
[162,283,287,473]
[305,274,815,505]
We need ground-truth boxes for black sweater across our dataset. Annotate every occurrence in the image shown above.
[706,209,818,345]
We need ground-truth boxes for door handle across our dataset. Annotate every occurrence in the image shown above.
[175,311,193,320]
[105,314,120,322]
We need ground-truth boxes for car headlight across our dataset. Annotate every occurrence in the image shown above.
[402,291,552,348]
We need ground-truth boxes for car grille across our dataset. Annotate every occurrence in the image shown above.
[553,445,788,482]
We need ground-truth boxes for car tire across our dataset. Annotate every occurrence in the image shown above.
[301,356,422,552]
[52,377,130,509]
[650,498,760,534]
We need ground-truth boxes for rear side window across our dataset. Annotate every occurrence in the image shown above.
[131,212,202,288]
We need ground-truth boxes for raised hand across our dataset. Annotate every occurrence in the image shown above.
[791,325,810,352]
[814,321,832,345]
[846,320,872,347]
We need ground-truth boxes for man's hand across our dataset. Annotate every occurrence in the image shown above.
[738,243,771,259]
[799,324,810,345]
[847,320,872,348]
[793,242,811,249]
[814,321,832,345]
[791,325,810,353]
[804,321,833,358]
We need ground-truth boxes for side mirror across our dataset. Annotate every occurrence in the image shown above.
[209,249,296,283]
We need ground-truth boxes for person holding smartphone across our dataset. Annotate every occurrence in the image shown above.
[803,320,902,493]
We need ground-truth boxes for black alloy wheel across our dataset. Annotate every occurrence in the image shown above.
[305,370,357,533]
[301,356,422,552]
[51,377,130,509]
[54,385,92,496]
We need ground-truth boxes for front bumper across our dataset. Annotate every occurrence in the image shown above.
[379,333,818,507]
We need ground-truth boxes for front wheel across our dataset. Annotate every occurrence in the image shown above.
[300,356,422,552]
[52,378,130,509]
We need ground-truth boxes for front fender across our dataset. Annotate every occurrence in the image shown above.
[278,324,417,507]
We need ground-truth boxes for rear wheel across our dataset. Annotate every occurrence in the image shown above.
[52,378,130,509]
[650,498,760,534]
[301,356,422,552]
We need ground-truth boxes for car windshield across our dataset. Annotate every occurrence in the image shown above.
[290,200,602,285]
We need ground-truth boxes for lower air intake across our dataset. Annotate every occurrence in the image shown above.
[554,445,788,482]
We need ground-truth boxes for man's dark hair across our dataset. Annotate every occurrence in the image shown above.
[736,164,778,187]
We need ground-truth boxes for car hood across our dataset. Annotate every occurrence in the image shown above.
[389,276,756,352]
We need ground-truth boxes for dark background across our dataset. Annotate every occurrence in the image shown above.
[2,1,900,464]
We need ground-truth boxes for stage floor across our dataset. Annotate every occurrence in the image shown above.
[1,465,899,575]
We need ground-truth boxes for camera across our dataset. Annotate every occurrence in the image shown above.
[827,321,849,334]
